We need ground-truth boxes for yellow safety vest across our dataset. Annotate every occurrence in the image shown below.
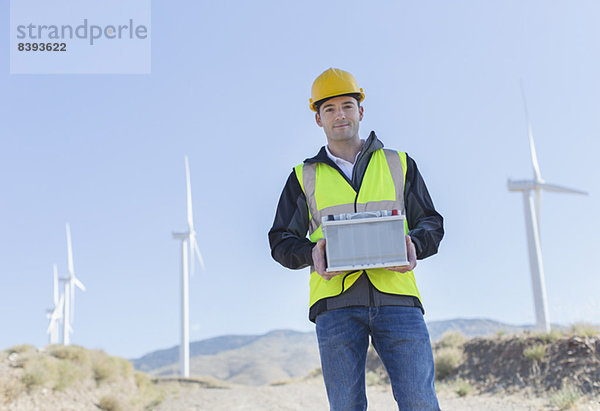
[295,149,422,308]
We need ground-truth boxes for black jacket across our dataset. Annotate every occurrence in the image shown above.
[269,131,444,271]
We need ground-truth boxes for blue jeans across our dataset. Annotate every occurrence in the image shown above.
[316,306,440,411]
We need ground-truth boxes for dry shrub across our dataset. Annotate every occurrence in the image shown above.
[549,384,581,410]
[568,323,599,338]
[0,376,26,405]
[304,367,322,379]
[270,379,294,386]
[116,357,133,378]
[6,345,36,355]
[92,356,120,385]
[98,395,124,411]
[454,378,473,397]
[2,345,158,409]
[90,350,133,385]
[142,392,167,410]
[48,345,90,366]
[21,355,58,390]
[54,358,87,391]
[434,347,463,381]
[436,331,465,349]
[365,370,387,386]
[134,371,151,389]
[523,343,546,363]
[131,373,167,409]
[537,328,563,343]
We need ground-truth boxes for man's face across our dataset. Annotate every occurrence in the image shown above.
[315,96,364,143]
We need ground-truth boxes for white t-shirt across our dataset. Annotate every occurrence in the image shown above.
[324,143,363,181]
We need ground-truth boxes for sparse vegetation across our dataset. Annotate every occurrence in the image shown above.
[523,343,546,363]
[454,378,473,397]
[98,395,124,411]
[1,345,166,409]
[141,391,167,410]
[270,379,293,386]
[0,376,26,404]
[365,370,389,386]
[2,326,599,409]
[365,371,378,386]
[91,352,131,385]
[6,344,36,355]
[434,347,463,381]
[48,345,90,365]
[432,332,465,381]
[495,329,506,338]
[437,331,465,349]
[54,358,87,391]
[21,355,58,390]
[129,371,167,409]
[537,328,563,343]
[548,384,581,409]
[304,367,322,379]
[134,371,151,390]
[568,323,599,337]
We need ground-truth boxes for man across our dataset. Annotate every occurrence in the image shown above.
[268,68,443,410]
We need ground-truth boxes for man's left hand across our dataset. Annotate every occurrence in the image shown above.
[385,235,417,273]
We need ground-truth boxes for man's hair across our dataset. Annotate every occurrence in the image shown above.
[315,93,362,115]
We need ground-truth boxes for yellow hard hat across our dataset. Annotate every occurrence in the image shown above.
[309,68,365,112]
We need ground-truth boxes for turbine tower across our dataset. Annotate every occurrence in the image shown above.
[46,264,64,344]
[172,156,205,377]
[62,223,86,345]
[508,87,587,332]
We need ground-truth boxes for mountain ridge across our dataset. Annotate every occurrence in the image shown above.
[132,318,539,385]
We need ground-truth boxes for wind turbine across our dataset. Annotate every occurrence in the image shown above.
[172,156,205,377]
[507,86,587,332]
[62,223,86,345]
[46,264,64,344]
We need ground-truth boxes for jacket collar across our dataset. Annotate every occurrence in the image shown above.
[303,130,384,165]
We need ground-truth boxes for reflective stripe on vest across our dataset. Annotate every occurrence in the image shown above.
[295,149,421,307]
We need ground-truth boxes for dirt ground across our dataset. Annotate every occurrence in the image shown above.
[154,378,600,411]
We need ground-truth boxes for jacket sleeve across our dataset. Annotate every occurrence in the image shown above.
[404,154,444,260]
[268,170,314,269]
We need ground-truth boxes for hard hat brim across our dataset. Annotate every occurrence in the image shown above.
[310,91,365,112]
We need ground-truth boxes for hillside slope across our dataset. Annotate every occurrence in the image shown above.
[152,330,319,385]
[132,318,530,385]
[0,344,166,410]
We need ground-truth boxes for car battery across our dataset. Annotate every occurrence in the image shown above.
[321,210,408,272]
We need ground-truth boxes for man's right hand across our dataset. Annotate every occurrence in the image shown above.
[312,239,344,281]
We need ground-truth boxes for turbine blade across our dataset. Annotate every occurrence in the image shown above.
[73,276,86,292]
[185,156,194,230]
[53,264,59,306]
[192,235,206,271]
[538,182,588,195]
[189,235,195,277]
[47,295,64,333]
[66,223,74,276]
[70,281,75,323]
[57,294,64,315]
[46,320,54,334]
[528,128,542,182]
[535,189,541,240]
[520,81,543,181]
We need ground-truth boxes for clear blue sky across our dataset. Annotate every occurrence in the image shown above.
[1,1,598,359]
